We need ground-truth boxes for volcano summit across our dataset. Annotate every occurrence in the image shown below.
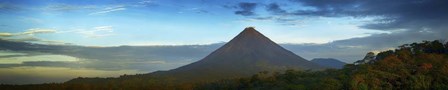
[152,27,325,81]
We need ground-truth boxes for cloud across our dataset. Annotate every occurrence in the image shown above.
[139,0,153,4]
[93,26,113,31]
[5,36,41,42]
[21,28,57,35]
[244,0,448,34]
[135,0,158,7]
[266,3,286,14]
[89,5,126,15]
[0,55,177,71]
[291,1,446,40]
[243,16,304,27]
[2,60,128,71]
[0,28,56,37]
[21,61,77,67]
[0,3,22,11]
[289,0,448,31]
[233,0,448,59]
[186,8,209,14]
[55,26,115,38]
[43,4,96,12]
[3,36,65,44]
[234,2,258,16]
[0,42,224,72]
[77,26,115,38]
[0,33,13,37]
[0,28,66,44]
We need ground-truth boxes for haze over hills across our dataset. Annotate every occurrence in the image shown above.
[311,58,347,69]
[150,27,325,81]
[0,36,372,65]
[0,32,348,74]
[0,39,221,72]
[0,39,220,63]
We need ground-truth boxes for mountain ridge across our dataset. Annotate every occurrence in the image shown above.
[311,58,346,69]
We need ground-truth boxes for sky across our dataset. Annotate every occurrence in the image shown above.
[0,0,388,46]
[0,0,447,84]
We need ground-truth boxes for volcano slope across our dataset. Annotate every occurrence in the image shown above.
[150,27,325,82]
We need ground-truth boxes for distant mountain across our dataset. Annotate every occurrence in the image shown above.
[150,27,325,82]
[311,58,346,69]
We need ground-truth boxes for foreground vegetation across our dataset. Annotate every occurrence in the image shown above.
[1,40,448,90]
[197,40,448,90]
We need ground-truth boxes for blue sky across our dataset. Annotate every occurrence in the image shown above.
[0,0,387,46]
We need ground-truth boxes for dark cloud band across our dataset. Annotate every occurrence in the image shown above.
[234,2,257,16]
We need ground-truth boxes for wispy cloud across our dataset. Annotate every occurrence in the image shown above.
[0,28,66,44]
[93,26,113,31]
[0,33,13,37]
[43,3,96,12]
[56,26,115,38]
[89,5,126,15]
[21,28,56,35]
[133,0,158,7]
[187,8,209,14]
[21,17,44,24]
[76,26,115,38]
[0,28,56,37]
[139,0,153,4]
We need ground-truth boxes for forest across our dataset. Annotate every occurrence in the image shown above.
[197,40,448,90]
[1,40,448,90]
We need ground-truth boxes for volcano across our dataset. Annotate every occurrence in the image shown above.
[152,27,324,81]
